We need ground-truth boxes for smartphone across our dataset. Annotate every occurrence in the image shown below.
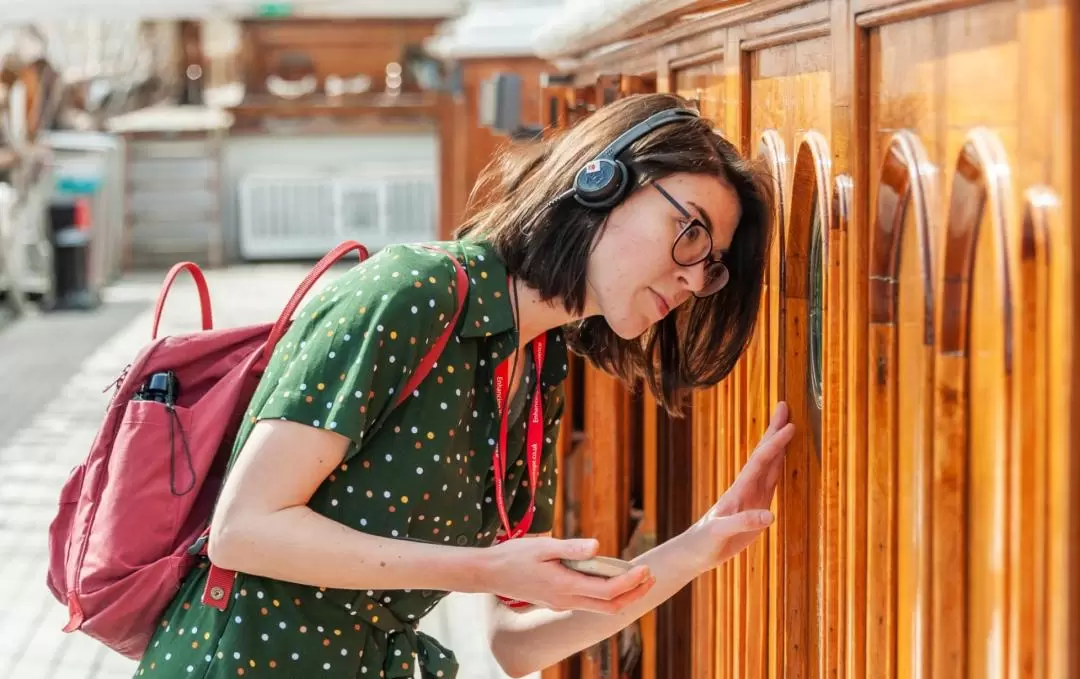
[560,556,635,578]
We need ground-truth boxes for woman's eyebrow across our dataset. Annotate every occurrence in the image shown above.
[688,200,714,232]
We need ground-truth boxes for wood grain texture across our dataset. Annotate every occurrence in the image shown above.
[519,1,1079,677]
[826,174,852,679]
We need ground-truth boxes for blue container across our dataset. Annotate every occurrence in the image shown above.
[54,175,103,196]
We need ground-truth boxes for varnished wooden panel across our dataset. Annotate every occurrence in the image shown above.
[930,127,1015,679]
[867,131,936,679]
[724,362,747,679]
[493,2,1078,679]
[865,5,1070,676]
[674,61,728,129]
[828,173,853,679]
[962,130,1013,679]
[747,33,833,679]
[784,131,833,679]
[757,128,787,679]
[691,386,719,678]
[1035,186,1073,679]
[639,395,659,679]
[1006,189,1053,679]
[747,36,833,203]
[743,273,772,679]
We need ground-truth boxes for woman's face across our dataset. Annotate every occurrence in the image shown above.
[584,172,741,339]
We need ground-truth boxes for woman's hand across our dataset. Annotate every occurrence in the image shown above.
[685,402,794,573]
[480,536,655,614]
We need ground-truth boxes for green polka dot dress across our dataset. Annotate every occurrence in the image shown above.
[133,239,568,678]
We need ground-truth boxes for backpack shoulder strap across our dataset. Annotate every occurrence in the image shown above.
[395,244,469,406]
[260,241,369,369]
[199,243,469,611]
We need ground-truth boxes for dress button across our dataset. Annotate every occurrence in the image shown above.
[209,586,225,601]
[455,534,469,546]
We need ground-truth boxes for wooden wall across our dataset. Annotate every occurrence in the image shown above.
[239,19,442,97]
[440,57,552,239]
[536,0,1080,677]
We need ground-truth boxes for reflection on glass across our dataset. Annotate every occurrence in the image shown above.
[808,194,824,412]
[807,189,824,461]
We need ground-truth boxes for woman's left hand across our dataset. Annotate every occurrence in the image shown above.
[685,401,794,572]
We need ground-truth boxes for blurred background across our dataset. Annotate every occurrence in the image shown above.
[0,1,578,677]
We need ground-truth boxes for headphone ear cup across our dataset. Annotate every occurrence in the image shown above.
[573,158,629,209]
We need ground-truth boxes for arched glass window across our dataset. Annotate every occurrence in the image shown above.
[808,198,824,413]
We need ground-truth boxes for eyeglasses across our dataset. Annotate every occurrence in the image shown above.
[652,181,730,297]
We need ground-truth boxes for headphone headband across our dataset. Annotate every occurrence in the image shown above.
[571,106,700,210]
[595,107,700,162]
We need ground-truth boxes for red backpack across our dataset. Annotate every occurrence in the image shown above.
[46,240,468,660]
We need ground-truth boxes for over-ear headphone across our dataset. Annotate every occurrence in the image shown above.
[570,107,700,210]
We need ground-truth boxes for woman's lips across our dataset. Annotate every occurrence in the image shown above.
[650,288,671,318]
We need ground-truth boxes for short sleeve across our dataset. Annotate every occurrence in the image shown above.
[255,245,460,459]
[519,383,565,535]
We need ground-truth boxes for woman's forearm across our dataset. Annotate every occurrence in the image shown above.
[490,528,708,677]
[208,505,487,593]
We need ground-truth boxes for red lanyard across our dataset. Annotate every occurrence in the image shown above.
[492,332,547,542]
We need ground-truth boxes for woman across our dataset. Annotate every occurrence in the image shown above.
[133,92,793,679]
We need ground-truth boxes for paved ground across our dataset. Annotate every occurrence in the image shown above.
[0,263,518,679]
[0,301,147,444]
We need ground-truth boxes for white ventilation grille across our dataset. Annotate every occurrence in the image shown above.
[338,179,384,239]
[386,178,438,236]
[238,172,437,259]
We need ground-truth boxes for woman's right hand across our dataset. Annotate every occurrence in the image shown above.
[480,536,655,614]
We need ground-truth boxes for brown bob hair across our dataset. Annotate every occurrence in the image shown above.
[455,93,775,415]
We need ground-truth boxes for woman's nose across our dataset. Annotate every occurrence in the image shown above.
[678,262,709,295]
